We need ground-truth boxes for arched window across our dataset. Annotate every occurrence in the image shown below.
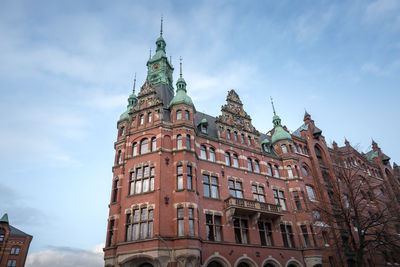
[267,163,273,176]
[140,114,144,125]
[247,158,253,172]
[301,166,309,177]
[247,136,251,145]
[241,134,245,144]
[112,179,118,202]
[287,166,293,178]
[177,135,182,149]
[225,152,231,166]
[254,160,260,173]
[263,144,270,152]
[140,138,149,154]
[298,145,303,154]
[151,137,157,152]
[185,110,190,120]
[273,165,280,178]
[117,150,122,164]
[281,144,288,153]
[209,148,216,162]
[186,135,191,149]
[227,129,231,140]
[132,142,138,156]
[293,144,298,153]
[315,146,324,166]
[200,145,207,159]
[234,131,238,142]
[233,154,239,167]
[148,112,152,123]
[119,126,125,136]
[207,261,223,267]
[176,110,182,120]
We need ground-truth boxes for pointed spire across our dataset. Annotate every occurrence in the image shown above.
[179,56,183,78]
[149,49,152,59]
[160,15,163,36]
[132,72,136,94]
[270,97,292,144]
[270,97,276,116]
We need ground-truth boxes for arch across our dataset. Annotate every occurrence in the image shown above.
[176,109,182,120]
[140,138,149,154]
[285,258,303,267]
[234,255,258,267]
[203,254,231,267]
[120,254,160,267]
[261,257,282,267]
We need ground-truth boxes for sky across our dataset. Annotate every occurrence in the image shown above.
[0,0,399,266]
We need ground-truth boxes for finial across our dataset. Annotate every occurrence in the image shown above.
[149,49,152,59]
[270,97,276,116]
[179,56,183,78]
[160,15,163,36]
[133,72,136,93]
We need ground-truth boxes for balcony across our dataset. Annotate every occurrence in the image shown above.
[224,197,283,223]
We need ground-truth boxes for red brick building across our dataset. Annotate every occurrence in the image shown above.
[104,27,400,267]
[0,214,32,267]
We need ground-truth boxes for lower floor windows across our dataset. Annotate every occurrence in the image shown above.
[233,217,249,244]
[126,208,153,241]
[7,260,16,267]
[258,221,273,246]
[129,166,155,195]
[206,214,222,241]
[301,225,311,248]
[280,224,295,248]
[107,219,114,246]
[188,208,194,236]
[178,208,184,236]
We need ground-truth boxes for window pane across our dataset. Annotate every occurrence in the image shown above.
[143,178,149,192]
[178,220,184,236]
[177,175,183,190]
[211,185,219,198]
[209,149,215,162]
[203,184,210,197]
[189,220,194,236]
[150,177,154,191]
[135,180,142,194]
[144,166,150,177]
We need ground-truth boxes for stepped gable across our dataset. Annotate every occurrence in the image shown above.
[216,90,259,136]
[134,80,163,111]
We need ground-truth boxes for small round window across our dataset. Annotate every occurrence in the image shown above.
[301,167,309,177]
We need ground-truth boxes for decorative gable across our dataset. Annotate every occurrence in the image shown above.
[134,80,163,111]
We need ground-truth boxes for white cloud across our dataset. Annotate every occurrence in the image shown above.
[365,0,398,22]
[26,244,104,267]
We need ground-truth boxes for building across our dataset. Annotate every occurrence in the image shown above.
[104,23,400,267]
[0,214,33,267]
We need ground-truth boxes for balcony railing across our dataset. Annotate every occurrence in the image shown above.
[224,197,283,219]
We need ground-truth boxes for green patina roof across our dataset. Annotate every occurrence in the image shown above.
[200,118,208,125]
[271,125,292,144]
[0,213,9,223]
[366,150,379,162]
[169,87,193,106]
[261,138,270,145]
[119,77,138,121]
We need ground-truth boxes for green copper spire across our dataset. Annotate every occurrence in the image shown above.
[0,213,8,223]
[170,57,193,107]
[119,73,138,121]
[270,97,292,144]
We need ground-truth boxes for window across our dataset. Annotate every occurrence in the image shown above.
[315,146,324,166]
[186,135,191,149]
[258,221,273,246]
[267,164,273,176]
[203,174,219,198]
[126,208,153,241]
[293,191,302,211]
[140,138,149,154]
[312,210,321,221]
[201,124,207,134]
[7,260,16,267]
[234,131,238,142]
[263,144,270,152]
[254,160,260,173]
[247,158,253,172]
[187,165,192,190]
[140,114,144,125]
[301,225,311,248]
[147,112,152,123]
[301,166,308,177]
[247,136,251,145]
[344,194,350,208]
[273,189,286,210]
[227,129,231,140]
[206,214,222,241]
[280,224,295,248]
[177,135,182,149]
[151,137,157,152]
[116,150,122,164]
[209,148,215,162]
[322,231,329,246]
[119,126,125,136]
[188,208,194,236]
[185,110,189,120]
[306,185,316,202]
[130,166,155,195]
[241,134,245,144]
[225,152,231,166]
[177,208,184,236]
[273,165,280,178]
[10,247,20,255]
[107,219,114,246]
[112,179,118,203]
[229,180,243,198]
[200,145,207,159]
[176,110,182,120]
[234,217,249,244]
[177,166,183,190]
[233,154,239,168]
[287,166,293,178]
[294,144,298,153]
[132,142,138,156]
[281,144,288,153]
[252,184,265,202]
[299,145,303,154]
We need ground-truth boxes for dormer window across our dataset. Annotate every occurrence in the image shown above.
[263,144,270,153]
[201,124,207,134]
[119,126,125,136]
[282,144,288,153]
[185,110,190,120]
[176,110,182,120]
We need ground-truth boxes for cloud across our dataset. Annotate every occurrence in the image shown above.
[361,60,400,76]
[365,0,399,22]
[26,244,104,267]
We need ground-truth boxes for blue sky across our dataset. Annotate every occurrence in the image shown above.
[0,0,399,266]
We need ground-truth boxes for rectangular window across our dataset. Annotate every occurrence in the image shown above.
[130,166,155,195]
[258,221,273,246]
[273,189,287,210]
[322,231,329,246]
[229,180,243,198]
[280,224,295,248]
[188,208,194,236]
[126,208,153,241]
[301,225,311,248]
[108,219,114,246]
[177,166,183,190]
[177,208,184,236]
[206,214,222,241]
[209,148,215,162]
[187,165,192,190]
[200,146,207,159]
[293,191,302,211]
[7,260,16,267]
[306,185,316,201]
[252,185,265,202]
[234,217,249,244]
[203,174,219,198]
